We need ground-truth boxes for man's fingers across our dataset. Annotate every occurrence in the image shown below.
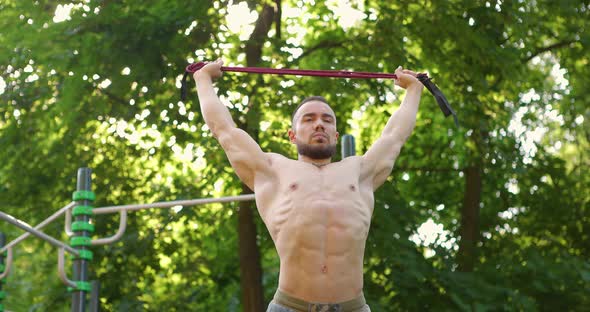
[394,66,403,81]
[402,69,418,77]
[392,66,423,89]
[194,59,224,80]
[394,67,401,86]
[394,67,418,76]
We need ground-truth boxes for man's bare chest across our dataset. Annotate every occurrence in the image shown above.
[269,156,367,194]
[255,156,374,226]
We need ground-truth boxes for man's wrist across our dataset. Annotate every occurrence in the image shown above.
[194,72,213,84]
[406,82,424,93]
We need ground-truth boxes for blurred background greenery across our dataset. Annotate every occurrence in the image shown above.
[0,0,588,311]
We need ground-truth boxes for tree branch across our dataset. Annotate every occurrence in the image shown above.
[394,166,457,172]
[245,4,276,67]
[275,0,282,39]
[523,39,577,62]
[289,40,346,66]
[96,88,128,106]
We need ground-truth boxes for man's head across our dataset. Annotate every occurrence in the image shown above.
[289,96,339,160]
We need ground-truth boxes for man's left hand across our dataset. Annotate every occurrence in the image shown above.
[394,66,424,90]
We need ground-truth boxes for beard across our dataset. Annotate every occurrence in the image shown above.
[296,141,337,159]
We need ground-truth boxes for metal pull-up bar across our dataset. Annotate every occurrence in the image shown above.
[63,194,256,246]
[0,202,75,255]
[94,194,255,214]
[0,211,79,256]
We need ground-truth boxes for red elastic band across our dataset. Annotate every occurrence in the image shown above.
[185,62,399,79]
[180,61,457,127]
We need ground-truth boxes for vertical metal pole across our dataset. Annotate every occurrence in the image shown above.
[341,134,356,158]
[90,280,100,312]
[72,168,93,312]
[0,233,5,312]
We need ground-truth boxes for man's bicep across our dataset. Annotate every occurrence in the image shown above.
[362,135,403,189]
[216,127,267,188]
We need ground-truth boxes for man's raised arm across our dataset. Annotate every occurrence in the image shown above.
[362,66,424,190]
[194,59,239,136]
[193,59,268,190]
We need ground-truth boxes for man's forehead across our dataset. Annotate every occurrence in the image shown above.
[295,101,335,119]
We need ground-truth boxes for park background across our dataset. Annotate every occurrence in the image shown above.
[0,0,588,311]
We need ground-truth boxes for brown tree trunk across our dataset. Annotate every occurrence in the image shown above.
[238,185,264,311]
[237,3,277,311]
[457,165,482,272]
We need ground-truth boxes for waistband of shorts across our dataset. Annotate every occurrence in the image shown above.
[273,289,366,312]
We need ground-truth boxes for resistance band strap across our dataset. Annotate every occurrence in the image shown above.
[181,62,458,126]
[416,73,458,127]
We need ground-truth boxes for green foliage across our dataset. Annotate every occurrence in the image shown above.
[1,0,588,311]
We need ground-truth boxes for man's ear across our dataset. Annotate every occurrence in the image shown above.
[288,128,296,143]
[336,131,340,141]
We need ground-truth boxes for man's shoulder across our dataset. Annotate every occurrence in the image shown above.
[341,155,363,162]
[261,152,296,170]
[265,152,291,162]
[338,155,363,167]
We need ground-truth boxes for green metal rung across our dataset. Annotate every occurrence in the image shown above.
[70,249,93,261]
[72,190,95,201]
[68,281,92,292]
[71,221,95,233]
[67,281,92,292]
[0,264,4,272]
[77,281,92,291]
[0,303,4,311]
[0,290,5,299]
[70,236,92,247]
[72,205,93,216]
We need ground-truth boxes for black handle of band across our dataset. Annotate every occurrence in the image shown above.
[417,74,459,127]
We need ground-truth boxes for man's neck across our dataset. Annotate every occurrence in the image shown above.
[298,155,331,167]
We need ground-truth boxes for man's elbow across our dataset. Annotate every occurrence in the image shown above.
[384,125,413,144]
[381,135,404,157]
[372,165,394,189]
[209,122,234,140]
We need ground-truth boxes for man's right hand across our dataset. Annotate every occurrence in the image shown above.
[194,59,223,81]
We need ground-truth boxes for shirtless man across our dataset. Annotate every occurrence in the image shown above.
[193,59,423,312]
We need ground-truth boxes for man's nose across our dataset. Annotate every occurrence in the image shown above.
[314,121,325,131]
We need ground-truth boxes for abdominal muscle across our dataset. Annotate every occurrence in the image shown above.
[276,199,368,302]
[256,156,373,302]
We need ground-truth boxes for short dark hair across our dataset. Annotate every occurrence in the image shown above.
[291,96,330,124]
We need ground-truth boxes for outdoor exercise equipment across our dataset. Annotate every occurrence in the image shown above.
[180,61,458,126]
[0,136,356,310]
[0,172,255,311]
[0,233,8,312]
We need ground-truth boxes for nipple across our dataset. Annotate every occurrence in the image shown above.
[289,183,298,191]
[321,265,328,273]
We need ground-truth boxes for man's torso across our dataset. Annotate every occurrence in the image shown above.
[254,154,375,302]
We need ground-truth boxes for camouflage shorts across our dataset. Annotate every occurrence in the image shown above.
[266,290,371,312]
